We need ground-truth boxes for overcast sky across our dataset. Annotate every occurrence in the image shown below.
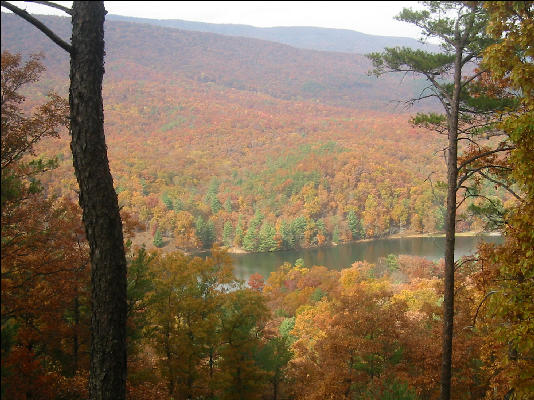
[6,1,431,40]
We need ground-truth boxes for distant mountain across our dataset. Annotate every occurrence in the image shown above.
[106,14,440,55]
[0,12,450,249]
[1,13,434,111]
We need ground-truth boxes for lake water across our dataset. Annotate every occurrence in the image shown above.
[229,234,503,280]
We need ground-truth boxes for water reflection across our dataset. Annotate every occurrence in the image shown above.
[230,235,502,280]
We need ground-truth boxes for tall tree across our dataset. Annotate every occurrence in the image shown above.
[367,2,502,398]
[474,2,534,397]
[1,2,128,399]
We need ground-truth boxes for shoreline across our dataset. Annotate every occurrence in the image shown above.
[223,230,501,255]
[133,230,500,256]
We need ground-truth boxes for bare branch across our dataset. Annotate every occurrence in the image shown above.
[461,68,488,88]
[454,255,477,271]
[25,0,72,15]
[1,1,72,54]
[458,146,515,172]
[476,170,522,201]
[470,290,497,328]
[457,164,512,189]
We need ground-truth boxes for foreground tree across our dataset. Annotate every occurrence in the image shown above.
[367,2,508,398]
[1,50,88,398]
[2,2,128,398]
[474,2,534,398]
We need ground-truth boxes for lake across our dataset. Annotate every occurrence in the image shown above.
[229,234,503,280]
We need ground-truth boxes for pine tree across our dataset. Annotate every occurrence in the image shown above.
[347,210,364,240]
[223,221,234,247]
[153,229,163,248]
[368,4,505,398]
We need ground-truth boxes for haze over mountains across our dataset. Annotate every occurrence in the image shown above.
[106,14,440,54]
[1,12,435,111]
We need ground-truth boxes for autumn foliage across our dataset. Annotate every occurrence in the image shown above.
[1,2,532,398]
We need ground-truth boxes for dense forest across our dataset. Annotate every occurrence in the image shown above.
[1,11,509,254]
[1,1,533,400]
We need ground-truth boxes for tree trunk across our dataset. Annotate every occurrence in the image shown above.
[440,44,462,400]
[69,2,127,399]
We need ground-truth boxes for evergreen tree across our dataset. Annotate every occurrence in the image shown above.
[332,226,340,243]
[223,221,234,247]
[258,222,278,252]
[195,216,216,248]
[173,198,184,211]
[234,217,244,247]
[161,192,173,210]
[347,210,364,240]
[279,221,295,250]
[291,216,307,247]
[153,229,163,248]
[210,195,222,215]
[242,225,259,252]
[242,211,263,252]
[367,3,506,398]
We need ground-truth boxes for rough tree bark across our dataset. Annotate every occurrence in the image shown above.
[1,1,128,397]
[69,2,127,399]
[441,46,462,400]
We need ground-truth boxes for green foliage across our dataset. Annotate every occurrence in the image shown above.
[161,192,173,210]
[467,196,505,230]
[195,216,216,248]
[234,217,244,247]
[291,216,307,246]
[279,221,295,250]
[152,229,163,248]
[254,335,293,393]
[0,319,18,399]
[127,247,155,349]
[1,157,59,208]
[223,220,234,247]
[210,195,222,214]
[242,211,264,252]
[258,222,277,252]
[316,219,326,236]
[173,197,184,211]
[385,254,399,272]
[310,288,326,303]
[411,112,447,127]
[332,226,340,243]
[347,210,365,240]
[204,177,222,214]
[224,198,232,212]
[279,317,296,341]
[368,47,455,76]
[218,289,269,399]
[0,319,18,361]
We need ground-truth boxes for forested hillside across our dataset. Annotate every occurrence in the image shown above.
[2,2,532,399]
[1,13,434,110]
[1,12,466,253]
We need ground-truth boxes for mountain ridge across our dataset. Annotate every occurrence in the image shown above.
[1,12,434,111]
[1,11,454,252]
[106,14,440,55]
